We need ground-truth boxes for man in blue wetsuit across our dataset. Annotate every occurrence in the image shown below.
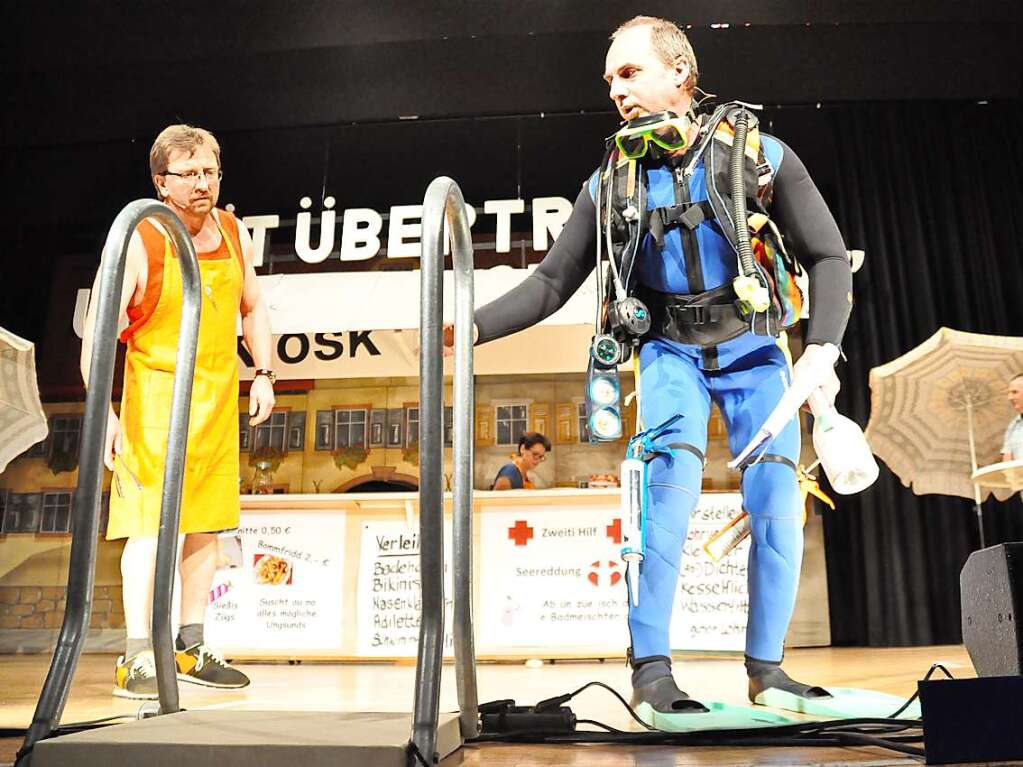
[467,15,852,716]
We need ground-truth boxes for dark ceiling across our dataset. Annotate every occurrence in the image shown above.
[4,1,1022,149]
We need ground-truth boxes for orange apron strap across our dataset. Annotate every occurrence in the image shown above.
[121,223,170,341]
[214,211,245,275]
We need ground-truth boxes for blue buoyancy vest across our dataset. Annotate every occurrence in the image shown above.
[586,106,800,370]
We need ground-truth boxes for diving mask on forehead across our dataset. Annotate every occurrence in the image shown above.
[613,110,695,160]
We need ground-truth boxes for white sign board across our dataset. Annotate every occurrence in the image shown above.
[356,519,454,657]
[206,511,346,653]
[478,506,631,651]
[668,493,750,652]
[478,496,751,654]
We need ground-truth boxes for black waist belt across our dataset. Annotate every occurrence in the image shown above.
[638,284,751,348]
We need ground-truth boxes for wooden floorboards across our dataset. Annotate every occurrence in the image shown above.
[0,645,982,766]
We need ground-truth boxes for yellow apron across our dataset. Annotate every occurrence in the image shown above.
[107,210,243,539]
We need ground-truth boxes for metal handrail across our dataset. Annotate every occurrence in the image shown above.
[17,200,201,765]
[150,211,203,716]
[410,177,479,764]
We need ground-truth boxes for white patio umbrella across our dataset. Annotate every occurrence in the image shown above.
[865,327,1023,547]
[0,327,49,474]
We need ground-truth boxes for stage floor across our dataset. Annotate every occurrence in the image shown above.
[0,645,979,766]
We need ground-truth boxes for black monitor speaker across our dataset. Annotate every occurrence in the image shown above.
[960,542,1023,677]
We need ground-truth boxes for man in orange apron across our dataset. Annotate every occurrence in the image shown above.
[80,124,276,699]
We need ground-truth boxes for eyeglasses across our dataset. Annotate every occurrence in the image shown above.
[163,167,223,187]
[528,450,547,462]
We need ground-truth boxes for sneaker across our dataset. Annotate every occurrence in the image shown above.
[113,651,158,700]
[175,643,250,688]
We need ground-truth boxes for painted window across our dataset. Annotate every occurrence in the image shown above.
[335,409,368,449]
[253,411,288,452]
[40,492,73,534]
[495,404,528,446]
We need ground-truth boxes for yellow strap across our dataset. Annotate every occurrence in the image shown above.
[745,125,761,162]
[748,212,769,234]
[804,481,836,509]
[216,218,239,263]
[714,120,761,163]
[798,465,835,525]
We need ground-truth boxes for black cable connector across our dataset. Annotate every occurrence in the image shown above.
[478,699,577,735]
[533,693,572,712]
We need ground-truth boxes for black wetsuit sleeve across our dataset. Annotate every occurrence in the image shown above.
[769,138,853,347]
[474,183,596,345]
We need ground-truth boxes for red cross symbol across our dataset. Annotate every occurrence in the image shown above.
[508,520,534,546]
[606,518,622,544]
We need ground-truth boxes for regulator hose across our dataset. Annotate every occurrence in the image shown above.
[729,109,759,279]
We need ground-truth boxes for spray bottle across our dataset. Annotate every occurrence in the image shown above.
[707,391,878,561]
[807,389,879,494]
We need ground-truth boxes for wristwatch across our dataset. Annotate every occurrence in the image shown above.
[254,368,277,384]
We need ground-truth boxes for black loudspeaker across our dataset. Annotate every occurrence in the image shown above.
[960,542,1023,677]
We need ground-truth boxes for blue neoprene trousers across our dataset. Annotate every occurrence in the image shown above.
[629,337,803,663]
